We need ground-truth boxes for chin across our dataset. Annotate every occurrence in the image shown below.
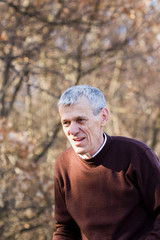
[74,148,86,155]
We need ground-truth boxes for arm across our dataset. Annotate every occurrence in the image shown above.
[53,177,81,240]
[132,148,160,240]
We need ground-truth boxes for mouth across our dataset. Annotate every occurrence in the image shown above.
[73,137,85,144]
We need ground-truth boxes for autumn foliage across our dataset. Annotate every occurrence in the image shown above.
[0,0,160,239]
[0,118,55,239]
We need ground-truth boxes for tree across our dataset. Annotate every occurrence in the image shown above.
[0,0,160,239]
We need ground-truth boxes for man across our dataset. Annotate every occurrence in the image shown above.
[53,85,160,240]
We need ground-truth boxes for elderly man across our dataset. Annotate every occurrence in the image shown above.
[53,85,160,240]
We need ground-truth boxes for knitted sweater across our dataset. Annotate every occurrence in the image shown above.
[53,135,160,240]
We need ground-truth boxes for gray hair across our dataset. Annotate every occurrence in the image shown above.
[58,85,106,115]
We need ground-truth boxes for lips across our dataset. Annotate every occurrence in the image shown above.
[73,137,85,144]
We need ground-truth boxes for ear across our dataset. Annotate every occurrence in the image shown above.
[101,108,109,127]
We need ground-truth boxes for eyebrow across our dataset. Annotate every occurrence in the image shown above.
[61,115,88,122]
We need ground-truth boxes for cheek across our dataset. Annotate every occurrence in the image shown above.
[88,126,101,143]
[87,126,95,139]
[63,127,69,136]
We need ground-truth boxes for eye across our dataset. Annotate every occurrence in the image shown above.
[62,121,70,127]
[77,118,85,123]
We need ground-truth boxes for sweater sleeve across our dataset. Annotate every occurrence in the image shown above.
[131,148,160,240]
[53,177,81,240]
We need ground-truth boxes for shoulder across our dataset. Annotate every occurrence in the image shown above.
[55,147,74,165]
[54,147,77,175]
[109,135,150,152]
[108,135,159,165]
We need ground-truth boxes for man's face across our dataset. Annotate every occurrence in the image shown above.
[59,97,108,158]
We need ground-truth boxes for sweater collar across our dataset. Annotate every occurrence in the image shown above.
[92,133,107,158]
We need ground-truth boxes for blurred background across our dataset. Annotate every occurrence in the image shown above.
[0,0,160,239]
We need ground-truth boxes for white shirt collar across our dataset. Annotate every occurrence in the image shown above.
[92,133,107,158]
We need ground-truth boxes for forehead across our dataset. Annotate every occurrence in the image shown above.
[59,97,93,119]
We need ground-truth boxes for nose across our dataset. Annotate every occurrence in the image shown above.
[69,122,79,135]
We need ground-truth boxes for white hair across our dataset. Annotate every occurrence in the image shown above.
[58,85,106,115]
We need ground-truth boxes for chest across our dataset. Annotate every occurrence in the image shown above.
[63,164,140,214]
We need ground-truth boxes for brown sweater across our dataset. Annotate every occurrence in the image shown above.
[53,135,160,240]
